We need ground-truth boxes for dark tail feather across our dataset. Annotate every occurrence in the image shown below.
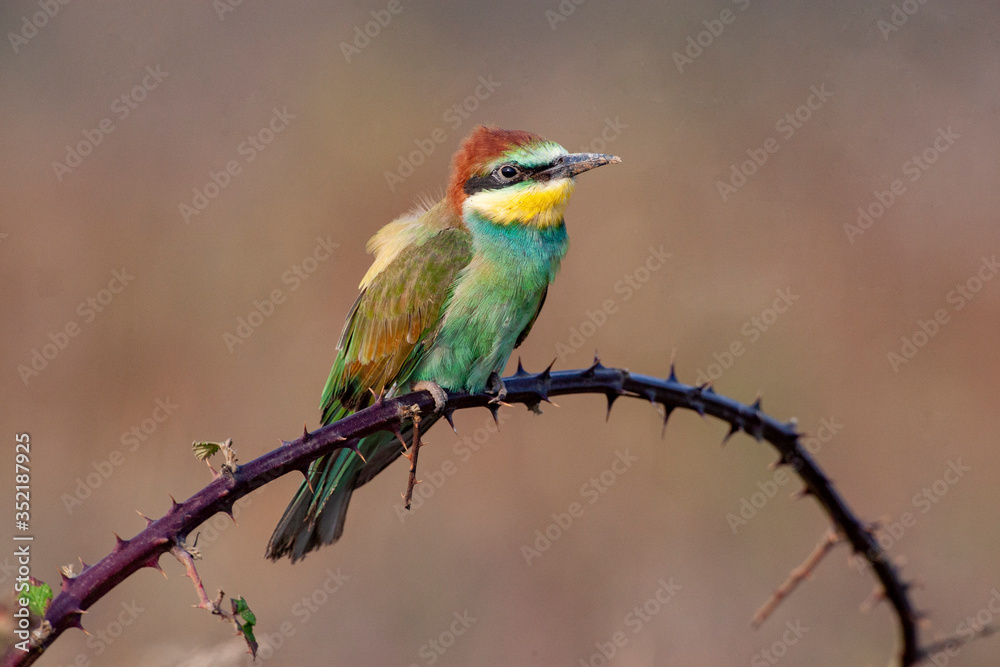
[265,453,359,562]
[265,413,441,562]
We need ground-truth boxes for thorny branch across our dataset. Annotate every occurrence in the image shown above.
[1,359,970,666]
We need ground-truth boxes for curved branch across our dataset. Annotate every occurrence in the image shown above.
[4,361,922,666]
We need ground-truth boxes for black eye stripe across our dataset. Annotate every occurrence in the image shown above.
[463,164,547,196]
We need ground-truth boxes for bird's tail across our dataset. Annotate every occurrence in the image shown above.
[265,445,361,562]
[265,405,440,562]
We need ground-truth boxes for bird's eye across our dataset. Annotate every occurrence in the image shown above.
[499,165,518,179]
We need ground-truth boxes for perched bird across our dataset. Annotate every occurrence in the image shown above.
[266,125,620,561]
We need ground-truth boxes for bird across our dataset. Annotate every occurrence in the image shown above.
[266,125,620,562]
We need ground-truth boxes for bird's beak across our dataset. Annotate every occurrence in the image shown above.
[536,152,622,181]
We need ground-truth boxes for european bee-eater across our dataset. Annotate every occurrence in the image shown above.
[266,125,620,561]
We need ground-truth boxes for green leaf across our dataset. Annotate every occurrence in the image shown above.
[231,596,258,657]
[25,578,53,616]
[192,441,222,461]
[234,596,256,625]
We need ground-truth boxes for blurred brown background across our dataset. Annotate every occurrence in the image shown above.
[2,1,999,665]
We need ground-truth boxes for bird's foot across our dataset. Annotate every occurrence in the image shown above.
[486,372,509,405]
[413,380,447,413]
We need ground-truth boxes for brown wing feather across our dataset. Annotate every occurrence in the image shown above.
[321,223,472,417]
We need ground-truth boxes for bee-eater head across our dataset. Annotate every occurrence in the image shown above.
[446,126,620,228]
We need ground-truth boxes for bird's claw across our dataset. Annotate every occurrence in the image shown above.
[486,372,508,404]
[412,380,447,413]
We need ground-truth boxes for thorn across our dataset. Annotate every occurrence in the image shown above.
[660,406,675,438]
[60,570,74,592]
[294,464,314,492]
[347,441,368,464]
[605,392,619,421]
[791,487,812,500]
[515,357,529,377]
[444,410,458,432]
[302,423,310,440]
[487,403,500,426]
[169,496,183,514]
[722,423,740,445]
[667,350,679,383]
[78,558,91,572]
[538,358,555,381]
[583,353,605,377]
[141,554,167,578]
[113,533,129,553]
[136,510,154,527]
[390,423,409,453]
[751,393,763,411]
[66,612,87,633]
